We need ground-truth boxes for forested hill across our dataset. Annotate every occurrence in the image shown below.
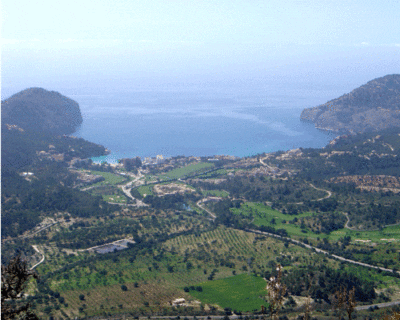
[1,87,83,135]
[300,74,400,133]
[1,88,107,170]
[1,89,114,239]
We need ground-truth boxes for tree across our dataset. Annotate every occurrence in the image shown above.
[1,255,39,320]
[333,286,356,320]
[266,264,287,320]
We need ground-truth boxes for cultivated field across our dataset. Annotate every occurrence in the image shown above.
[188,273,267,312]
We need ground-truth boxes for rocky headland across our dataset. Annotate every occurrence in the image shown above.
[1,87,83,135]
[300,74,400,134]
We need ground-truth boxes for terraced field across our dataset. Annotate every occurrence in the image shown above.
[163,226,322,273]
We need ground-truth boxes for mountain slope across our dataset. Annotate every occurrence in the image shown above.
[300,74,400,133]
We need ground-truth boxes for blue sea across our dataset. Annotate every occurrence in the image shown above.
[68,81,342,163]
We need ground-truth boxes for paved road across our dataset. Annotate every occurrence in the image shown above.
[119,299,400,319]
[119,171,148,207]
[355,300,400,311]
[248,229,399,275]
[22,221,60,239]
[193,196,399,276]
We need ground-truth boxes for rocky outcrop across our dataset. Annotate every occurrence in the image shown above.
[301,74,400,133]
[1,87,83,135]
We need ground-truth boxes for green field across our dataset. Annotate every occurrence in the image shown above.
[160,162,215,180]
[231,202,400,257]
[233,202,400,242]
[102,194,127,203]
[137,185,154,196]
[231,202,321,237]
[89,171,127,185]
[197,169,228,178]
[232,203,315,223]
[188,274,268,312]
[329,224,400,243]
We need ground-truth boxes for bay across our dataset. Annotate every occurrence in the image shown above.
[72,82,339,163]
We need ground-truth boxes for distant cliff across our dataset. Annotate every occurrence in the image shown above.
[1,87,83,135]
[300,74,400,134]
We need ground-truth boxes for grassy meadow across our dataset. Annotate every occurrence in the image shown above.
[160,162,215,180]
[89,170,128,185]
[188,274,268,312]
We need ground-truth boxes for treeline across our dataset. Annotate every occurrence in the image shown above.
[1,124,115,238]
[2,184,117,238]
[283,264,376,303]
[297,130,400,180]
[142,192,200,210]
[192,175,325,204]
[351,202,400,227]
[1,159,117,238]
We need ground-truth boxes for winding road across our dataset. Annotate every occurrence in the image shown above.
[118,170,148,207]
[194,194,399,276]
[309,183,332,201]
[196,198,218,219]
[248,228,399,275]
[30,245,45,270]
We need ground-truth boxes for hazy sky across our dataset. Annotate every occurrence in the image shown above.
[1,0,400,96]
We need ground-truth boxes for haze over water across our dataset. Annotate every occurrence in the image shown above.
[2,0,399,162]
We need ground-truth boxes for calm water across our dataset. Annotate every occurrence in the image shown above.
[70,82,339,163]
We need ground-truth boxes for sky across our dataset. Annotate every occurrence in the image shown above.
[1,0,400,97]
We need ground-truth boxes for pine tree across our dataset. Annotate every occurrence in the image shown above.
[1,255,39,320]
